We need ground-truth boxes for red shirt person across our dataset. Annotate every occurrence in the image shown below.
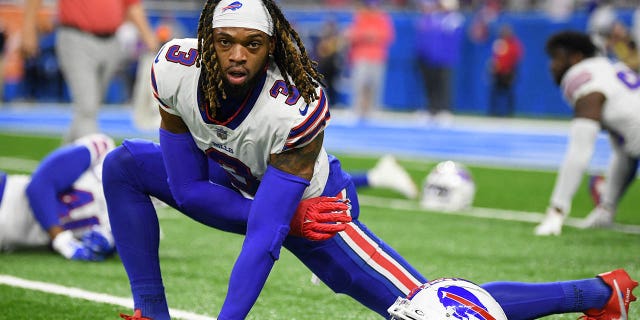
[489,24,523,117]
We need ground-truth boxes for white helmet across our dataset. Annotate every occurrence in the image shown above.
[388,278,507,320]
[420,161,475,212]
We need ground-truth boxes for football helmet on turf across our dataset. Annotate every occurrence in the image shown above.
[388,278,507,320]
[420,161,475,212]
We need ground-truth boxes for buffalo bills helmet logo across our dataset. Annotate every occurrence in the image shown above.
[438,286,496,320]
[222,1,243,12]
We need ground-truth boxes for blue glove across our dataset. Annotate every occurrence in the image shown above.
[52,230,105,262]
[81,226,115,256]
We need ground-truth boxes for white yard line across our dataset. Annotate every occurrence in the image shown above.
[358,195,640,235]
[2,155,637,235]
[0,275,216,320]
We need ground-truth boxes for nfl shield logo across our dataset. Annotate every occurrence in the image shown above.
[215,127,228,140]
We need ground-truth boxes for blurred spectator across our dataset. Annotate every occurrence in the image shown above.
[116,22,142,102]
[315,19,344,106]
[22,25,65,102]
[0,20,6,102]
[488,24,523,117]
[21,0,159,144]
[414,0,464,124]
[606,21,639,71]
[345,0,395,121]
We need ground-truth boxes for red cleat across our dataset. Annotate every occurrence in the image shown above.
[581,269,638,320]
[120,309,153,320]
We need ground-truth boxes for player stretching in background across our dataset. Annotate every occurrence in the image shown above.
[536,30,640,236]
[103,1,637,319]
[0,134,115,261]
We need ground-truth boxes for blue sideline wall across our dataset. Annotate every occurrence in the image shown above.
[10,8,636,119]
[271,9,635,118]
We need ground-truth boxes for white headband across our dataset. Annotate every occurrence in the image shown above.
[212,0,274,36]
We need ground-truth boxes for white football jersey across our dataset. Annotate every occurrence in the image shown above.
[0,134,114,251]
[561,57,640,157]
[152,38,331,199]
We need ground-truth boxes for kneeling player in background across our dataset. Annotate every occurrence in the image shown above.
[0,134,116,261]
[535,30,640,236]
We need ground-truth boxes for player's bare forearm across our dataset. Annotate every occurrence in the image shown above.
[126,3,159,52]
[269,132,324,181]
[21,0,42,58]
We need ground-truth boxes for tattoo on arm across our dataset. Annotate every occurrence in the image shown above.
[269,132,324,181]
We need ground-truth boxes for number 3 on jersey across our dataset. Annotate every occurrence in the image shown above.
[164,45,198,66]
[617,69,640,89]
[207,148,260,196]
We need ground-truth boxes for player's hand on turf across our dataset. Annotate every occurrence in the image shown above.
[290,196,352,241]
[81,226,115,256]
[52,230,105,262]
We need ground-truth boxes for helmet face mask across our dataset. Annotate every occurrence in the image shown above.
[420,161,475,212]
[387,278,507,320]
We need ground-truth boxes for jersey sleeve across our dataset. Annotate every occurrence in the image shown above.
[561,59,614,106]
[282,87,330,152]
[150,39,199,116]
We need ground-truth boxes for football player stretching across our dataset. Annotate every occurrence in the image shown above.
[103,1,638,319]
[536,30,640,236]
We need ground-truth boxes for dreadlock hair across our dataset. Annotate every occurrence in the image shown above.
[546,30,597,58]
[196,0,323,118]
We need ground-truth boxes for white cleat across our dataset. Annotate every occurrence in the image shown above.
[368,155,418,199]
[534,208,565,236]
[581,206,615,229]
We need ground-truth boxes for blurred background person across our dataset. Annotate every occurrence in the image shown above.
[414,0,464,125]
[20,12,62,102]
[20,0,159,144]
[345,0,395,121]
[535,30,640,236]
[606,20,639,72]
[488,24,523,117]
[0,20,6,103]
[315,19,344,106]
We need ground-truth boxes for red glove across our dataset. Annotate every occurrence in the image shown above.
[290,196,352,241]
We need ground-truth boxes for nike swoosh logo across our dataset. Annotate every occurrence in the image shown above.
[299,103,310,116]
[154,50,162,63]
[154,44,167,63]
[613,279,627,320]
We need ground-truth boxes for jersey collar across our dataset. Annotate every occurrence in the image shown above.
[197,68,268,129]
